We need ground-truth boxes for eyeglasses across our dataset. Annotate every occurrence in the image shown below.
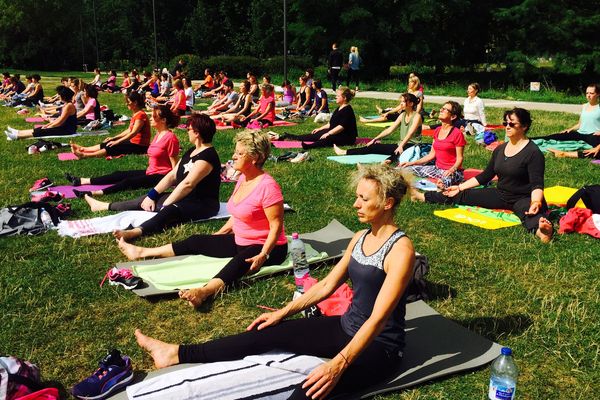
[502,121,519,128]
[440,107,452,113]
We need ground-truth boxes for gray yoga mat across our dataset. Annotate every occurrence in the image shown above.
[108,300,501,399]
[116,219,355,298]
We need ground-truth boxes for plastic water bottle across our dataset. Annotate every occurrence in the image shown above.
[489,347,519,400]
[290,233,310,294]
[40,210,54,229]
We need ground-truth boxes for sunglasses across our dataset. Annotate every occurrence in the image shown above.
[502,121,519,128]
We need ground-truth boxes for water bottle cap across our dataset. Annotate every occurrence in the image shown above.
[501,347,512,356]
[292,232,299,239]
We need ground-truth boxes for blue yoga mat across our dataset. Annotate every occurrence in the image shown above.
[327,154,389,164]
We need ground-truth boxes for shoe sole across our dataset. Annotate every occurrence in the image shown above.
[73,369,134,400]
[109,280,140,290]
[29,183,53,192]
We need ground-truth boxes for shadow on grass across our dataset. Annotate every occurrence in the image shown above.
[455,314,533,343]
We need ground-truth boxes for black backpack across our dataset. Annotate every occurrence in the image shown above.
[567,185,600,214]
[0,202,60,237]
[406,253,430,303]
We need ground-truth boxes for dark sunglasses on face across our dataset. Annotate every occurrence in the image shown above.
[502,121,518,128]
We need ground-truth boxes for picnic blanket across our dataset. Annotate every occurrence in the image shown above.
[532,139,592,153]
[25,130,110,139]
[56,203,292,238]
[434,206,521,230]
[544,186,585,208]
[108,301,501,400]
[272,137,372,149]
[117,219,355,297]
[327,154,390,164]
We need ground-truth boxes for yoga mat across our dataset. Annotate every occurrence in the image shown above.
[485,141,504,151]
[108,301,501,400]
[25,117,46,123]
[434,208,521,230]
[272,120,297,127]
[31,184,114,199]
[592,160,600,165]
[327,154,390,164]
[216,125,234,130]
[272,137,372,149]
[544,186,585,208]
[422,129,435,137]
[532,139,592,153]
[366,121,394,128]
[57,153,78,161]
[361,115,380,120]
[485,124,505,130]
[117,219,355,298]
[25,130,109,139]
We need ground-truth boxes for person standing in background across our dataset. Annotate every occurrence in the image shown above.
[347,46,361,91]
[328,43,343,90]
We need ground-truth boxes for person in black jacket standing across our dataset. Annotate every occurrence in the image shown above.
[328,43,343,90]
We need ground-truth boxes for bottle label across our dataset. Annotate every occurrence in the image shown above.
[489,379,516,400]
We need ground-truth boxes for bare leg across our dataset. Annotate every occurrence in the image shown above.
[135,329,180,369]
[409,187,426,202]
[80,178,92,185]
[117,237,175,260]
[75,147,108,158]
[535,217,553,243]
[179,278,225,308]
[83,194,110,211]
[16,130,34,139]
[333,144,347,155]
[548,148,577,158]
[113,228,143,241]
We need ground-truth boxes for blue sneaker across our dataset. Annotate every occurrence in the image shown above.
[72,349,134,399]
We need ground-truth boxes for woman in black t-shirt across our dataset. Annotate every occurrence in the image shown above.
[412,108,553,243]
[83,114,221,240]
[279,87,358,149]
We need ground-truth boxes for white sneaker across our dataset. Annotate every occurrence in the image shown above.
[5,130,17,140]
[290,152,310,163]
[7,126,18,134]
[118,115,130,122]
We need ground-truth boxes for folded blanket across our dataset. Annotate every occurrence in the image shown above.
[532,139,592,153]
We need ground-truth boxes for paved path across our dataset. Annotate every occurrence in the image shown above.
[347,90,581,114]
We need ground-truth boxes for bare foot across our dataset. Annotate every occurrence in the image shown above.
[117,237,143,260]
[333,144,347,155]
[83,194,109,212]
[410,187,425,202]
[113,228,142,242]
[548,148,569,158]
[536,217,553,243]
[134,329,179,369]
[359,116,370,123]
[375,105,383,114]
[179,287,209,308]
[69,141,80,153]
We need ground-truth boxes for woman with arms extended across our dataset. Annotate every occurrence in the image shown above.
[68,105,179,198]
[70,91,151,158]
[412,108,553,243]
[82,113,220,241]
[278,87,357,150]
[334,93,422,162]
[118,130,287,307]
[399,100,466,188]
[133,163,415,399]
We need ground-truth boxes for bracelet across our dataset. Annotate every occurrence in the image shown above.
[338,352,349,367]
[147,188,159,201]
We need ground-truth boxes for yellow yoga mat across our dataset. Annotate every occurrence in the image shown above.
[434,208,521,230]
[544,186,585,208]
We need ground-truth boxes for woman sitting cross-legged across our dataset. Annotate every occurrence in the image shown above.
[71,91,151,159]
[278,87,358,150]
[411,108,553,243]
[5,86,76,140]
[398,101,466,188]
[83,113,221,241]
[334,93,422,163]
[118,130,288,308]
[68,105,180,198]
[134,163,415,399]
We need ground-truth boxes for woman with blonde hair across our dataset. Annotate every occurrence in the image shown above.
[346,46,361,91]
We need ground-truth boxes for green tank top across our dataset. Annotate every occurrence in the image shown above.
[399,112,421,143]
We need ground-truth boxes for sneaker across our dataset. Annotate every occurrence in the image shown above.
[5,130,17,141]
[118,115,130,122]
[28,145,39,154]
[71,349,134,400]
[16,108,29,115]
[31,190,64,203]
[290,152,310,163]
[465,122,475,136]
[55,203,73,218]
[267,131,280,141]
[73,189,92,198]
[276,151,297,162]
[65,172,81,186]
[29,178,53,192]
[100,267,143,290]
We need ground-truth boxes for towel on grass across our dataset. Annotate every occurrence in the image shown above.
[131,239,327,291]
[434,207,521,229]
[327,154,390,164]
[57,203,292,238]
[532,139,592,153]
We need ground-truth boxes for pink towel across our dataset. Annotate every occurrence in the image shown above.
[58,153,79,161]
[272,120,297,127]
[26,117,46,123]
[272,137,372,149]
[49,184,114,199]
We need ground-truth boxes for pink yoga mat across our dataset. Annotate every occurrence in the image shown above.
[26,117,46,123]
[49,184,113,199]
[272,120,297,127]
[272,137,372,149]
[592,160,600,165]
[34,124,44,128]
[58,153,79,161]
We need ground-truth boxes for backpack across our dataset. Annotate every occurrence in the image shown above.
[405,253,430,303]
[567,185,600,214]
[0,356,42,400]
[0,202,60,237]
[101,109,115,121]
[398,143,432,163]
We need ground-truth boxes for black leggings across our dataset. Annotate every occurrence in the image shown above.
[89,170,165,195]
[346,69,359,88]
[178,316,401,399]
[172,233,288,286]
[284,131,356,149]
[33,126,76,137]
[109,195,219,235]
[425,187,548,232]
[99,141,148,157]
[540,130,600,147]
[346,143,415,162]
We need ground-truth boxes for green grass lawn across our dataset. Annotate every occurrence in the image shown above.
[0,83,598,399]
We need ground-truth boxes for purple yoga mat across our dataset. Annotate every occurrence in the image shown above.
[50,184,114,199]
[25,117,46,123]
[592,160,600,165]
[272,137,373,149]
[58,153,79,161]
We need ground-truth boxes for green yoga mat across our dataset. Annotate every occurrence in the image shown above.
[327,154,389,164]
[365,121,395,128]
[132,241,326,291]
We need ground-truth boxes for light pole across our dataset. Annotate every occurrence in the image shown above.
[283,0,287,82]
